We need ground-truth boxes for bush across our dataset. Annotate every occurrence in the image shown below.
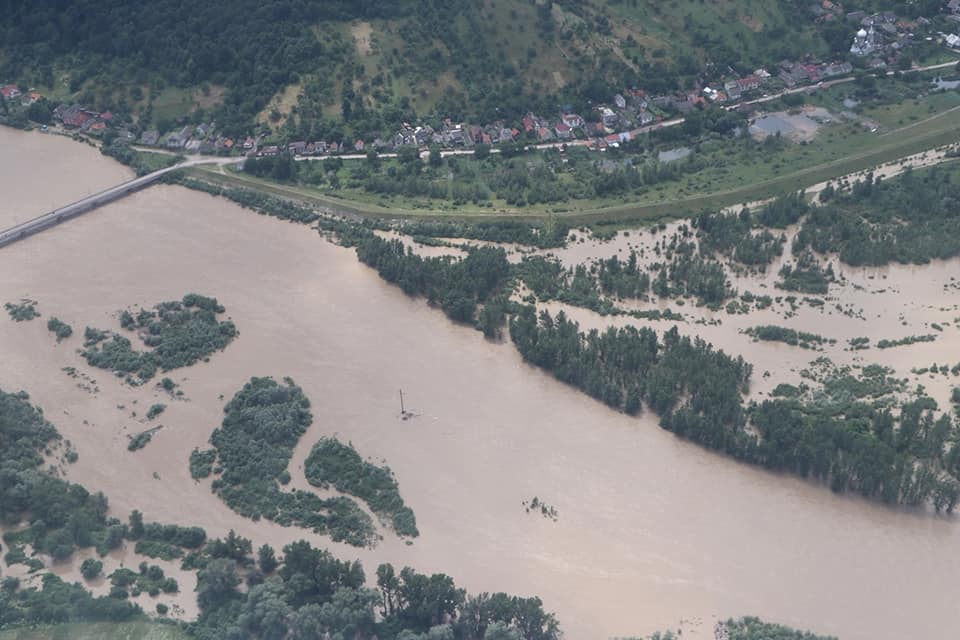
[127,430,155,451]
[190,448,217,479]
[5,299,39,321]
[146,403,166,420]
[82,294,237,381]
[47,317,74,342]
[305,437,419,537]
[81,558,103,580]
[203,377,377,546]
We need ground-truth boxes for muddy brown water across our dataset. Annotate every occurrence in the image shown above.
[2,128,960,639]
[0,129,133,228]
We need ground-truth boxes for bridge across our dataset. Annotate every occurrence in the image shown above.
[0,157,239,249]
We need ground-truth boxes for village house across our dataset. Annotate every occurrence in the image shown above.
[599,106,618,128]
[586,121,606,137]
[288,141,307,154]
[822,62,853,77]
[414,126,434,146]
[554,123,572,140]
[561,113,584,129]
[1,84,21,100]
[354,139,365,152]
[847,10,866,23]
[59,105,91,129]
[724,80,742,101]
[738,76,761,91]
[165,125,193,149]
[522,113,536,133]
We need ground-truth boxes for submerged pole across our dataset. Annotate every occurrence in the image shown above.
[400,389,405,414]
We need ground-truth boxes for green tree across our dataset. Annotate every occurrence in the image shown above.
[485,622,523,640]
[197,558,240,610]
[258,543,278,574]
[128,510,144,539]
[238,579,293,640]
[80,558,103,580]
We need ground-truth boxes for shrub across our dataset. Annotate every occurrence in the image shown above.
[47,317,74,342]
[146,403,166,420]
[5,300,40,321]
[80,558,103,580]
[203,377,377,546]
[82,294,237,381]
[305,437,419,537]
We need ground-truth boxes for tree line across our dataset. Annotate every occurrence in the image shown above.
[798,167,960,266]
[1,386,560,639]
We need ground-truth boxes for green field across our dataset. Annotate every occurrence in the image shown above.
[0,623,188,640]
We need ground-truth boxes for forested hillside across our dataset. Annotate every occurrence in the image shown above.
[2,0,845,136]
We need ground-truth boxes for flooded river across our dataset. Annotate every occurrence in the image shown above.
[1,128,959,639]
[0,130,132,228]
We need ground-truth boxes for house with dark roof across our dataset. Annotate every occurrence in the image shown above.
[61,105,90,129]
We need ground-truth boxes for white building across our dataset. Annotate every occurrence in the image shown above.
[850,27,879,56]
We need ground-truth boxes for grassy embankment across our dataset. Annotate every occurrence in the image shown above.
[181,90,960,225]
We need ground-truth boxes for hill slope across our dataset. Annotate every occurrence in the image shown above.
[1,0,841,136]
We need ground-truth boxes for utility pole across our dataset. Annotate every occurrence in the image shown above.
[399,389,405,415]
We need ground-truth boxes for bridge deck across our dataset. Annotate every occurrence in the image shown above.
[0,158,237,249]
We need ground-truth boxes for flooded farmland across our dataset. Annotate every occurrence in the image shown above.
[2,127,960,639]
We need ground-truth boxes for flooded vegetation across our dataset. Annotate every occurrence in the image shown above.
[3,127,960,639]
[81,294,237,383]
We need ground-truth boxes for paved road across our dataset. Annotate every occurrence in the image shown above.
[0,157,239,248]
